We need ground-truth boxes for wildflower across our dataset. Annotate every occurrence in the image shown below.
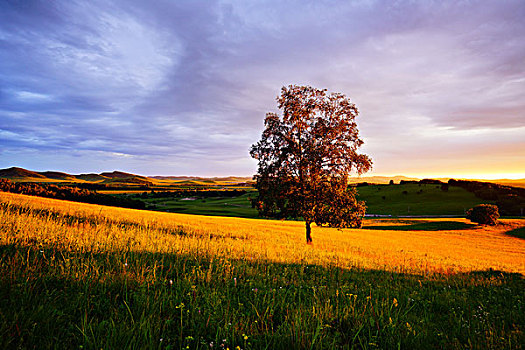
[169,279,173,285]
[393,298,398,307]
[243,334,248,340]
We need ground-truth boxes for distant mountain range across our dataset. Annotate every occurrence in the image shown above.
[1,166,524,187]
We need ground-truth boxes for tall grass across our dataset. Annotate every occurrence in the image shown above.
[1,192,523,274]
[1,191,524,349]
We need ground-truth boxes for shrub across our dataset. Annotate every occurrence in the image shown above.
[466,204,500,225]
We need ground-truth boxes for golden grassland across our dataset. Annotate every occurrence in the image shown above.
[1,191,524,276]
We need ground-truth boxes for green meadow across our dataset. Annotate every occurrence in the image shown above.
[133,184,494,218]
[357,184,493,216]
[2,245,524,349]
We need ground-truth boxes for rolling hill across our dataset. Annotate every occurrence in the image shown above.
[37,171,78,181]
[0,167,46,179]
[0,167,153,185]
[1,166,524,189]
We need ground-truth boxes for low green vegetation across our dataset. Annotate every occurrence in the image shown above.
[506,227,525,239]
[357,184,494,216]
[362,220,477,231]
[142,193,259,218]
[130,184,494,219]
[1,244,523,349]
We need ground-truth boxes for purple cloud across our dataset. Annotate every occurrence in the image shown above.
[0,0,523,177]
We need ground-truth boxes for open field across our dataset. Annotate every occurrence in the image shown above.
[1,192,522,274]
[134,184,496,218]
[357,184,495,216]
[142,193,258,218]
[1,191,524,348]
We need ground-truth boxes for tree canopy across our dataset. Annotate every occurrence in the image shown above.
[250,85,372,243]
[466,204,500,225]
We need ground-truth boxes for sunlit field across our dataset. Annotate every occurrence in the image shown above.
[2,191,523,275]
[1,191,524,349]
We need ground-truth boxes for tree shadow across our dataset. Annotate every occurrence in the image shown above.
[505,227,525,239]
[363,221,477,231]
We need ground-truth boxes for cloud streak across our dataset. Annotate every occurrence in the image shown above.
[0,0,524,177]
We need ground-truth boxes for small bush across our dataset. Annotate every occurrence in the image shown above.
[466,204,500,225]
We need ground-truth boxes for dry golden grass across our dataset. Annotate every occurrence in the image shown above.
[1,191,524,275]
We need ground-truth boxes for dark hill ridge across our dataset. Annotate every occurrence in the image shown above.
[37,171,77,181]
[0,167,46,179]
[0,167,149,183]
[100,171,148,180]
[102,177,152,185]
[76,173,109,181]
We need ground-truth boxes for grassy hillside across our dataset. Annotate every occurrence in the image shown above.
[1,192,524,348]
[0,167,253,188]
[357,183,493,216]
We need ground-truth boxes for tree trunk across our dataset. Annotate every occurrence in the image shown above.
[305,221,313,244]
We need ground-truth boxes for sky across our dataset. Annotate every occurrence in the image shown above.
[0,0,524,179]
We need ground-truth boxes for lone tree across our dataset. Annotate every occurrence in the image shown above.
[466,204,500,225]
[250,85,372,243]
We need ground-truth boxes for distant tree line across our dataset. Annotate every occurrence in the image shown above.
[0,179,145,209]
[142,189,247,199]
[67,183,153,191]
[398,179,443,185]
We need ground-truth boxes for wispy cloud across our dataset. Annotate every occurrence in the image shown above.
[0,0,523,176]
